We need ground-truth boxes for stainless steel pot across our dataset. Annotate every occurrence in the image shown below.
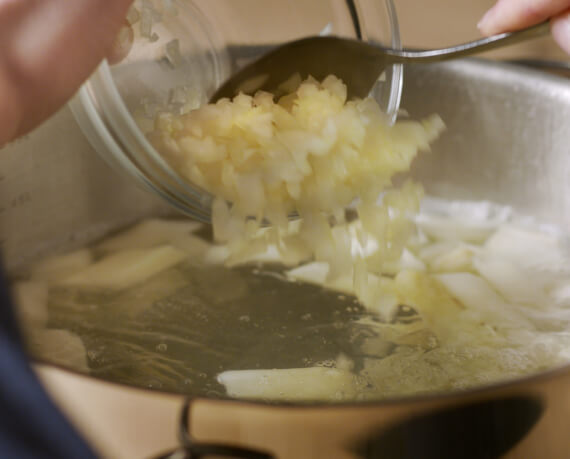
[2,59,570,458]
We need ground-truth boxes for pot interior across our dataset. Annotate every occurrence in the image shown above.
[5,59,570,404]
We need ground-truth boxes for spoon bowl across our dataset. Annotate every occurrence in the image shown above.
[211,21,550,102]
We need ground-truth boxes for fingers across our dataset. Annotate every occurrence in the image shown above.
[478,0,570,35]
[0,0,134,143]
[552,8,570,54]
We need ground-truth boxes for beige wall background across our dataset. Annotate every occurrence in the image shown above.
[198,0,569,61]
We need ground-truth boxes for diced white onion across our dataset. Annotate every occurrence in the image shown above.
[60,246,186,290]
[217,367,356,401]
[29,249,93,282]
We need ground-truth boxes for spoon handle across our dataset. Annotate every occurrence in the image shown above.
[386,21,550,63]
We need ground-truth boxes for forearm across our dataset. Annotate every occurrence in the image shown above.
[0,0,133,145]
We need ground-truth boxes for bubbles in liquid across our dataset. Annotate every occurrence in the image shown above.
[147,380,163,389]
[316,359,336,368]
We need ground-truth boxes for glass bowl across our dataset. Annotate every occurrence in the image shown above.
[70,0,403,222]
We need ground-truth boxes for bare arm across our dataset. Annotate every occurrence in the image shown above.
[0,0,133,146]
[478,0,570,55]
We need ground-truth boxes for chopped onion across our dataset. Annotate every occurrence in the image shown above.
[165,39,183,67]
[416,214,497,243]
[149,75,444,315]
[436,272,533,330]
[429,245,475,273]
[473,255,549,306]
[484,225,570,273]
[217,367,357,401]
[97,219,202,252]
[29,249,93,282]
[61,246,187,290]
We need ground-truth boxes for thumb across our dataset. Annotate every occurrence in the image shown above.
[552,9,570,54]
[478,0,570,35]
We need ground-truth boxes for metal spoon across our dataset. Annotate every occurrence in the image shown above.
[210,21,550,102]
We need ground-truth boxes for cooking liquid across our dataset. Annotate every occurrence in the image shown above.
[46,262,369,396]
[15,199,570,402]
